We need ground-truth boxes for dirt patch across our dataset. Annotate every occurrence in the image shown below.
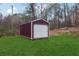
[49,27,79,36]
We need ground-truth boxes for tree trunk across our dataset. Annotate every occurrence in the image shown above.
[66,4,71,27]
[63,4,67,27]
[30,3,35,20]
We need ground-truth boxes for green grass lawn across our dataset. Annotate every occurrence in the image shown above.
[0,33,79,56]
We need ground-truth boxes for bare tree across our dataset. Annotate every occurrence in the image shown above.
[74,3,79,26]
[30,3,36,20]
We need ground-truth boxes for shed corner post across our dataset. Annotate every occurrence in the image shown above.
[48,21,50,38]
[31,38,33,40]
[31,21,33,40]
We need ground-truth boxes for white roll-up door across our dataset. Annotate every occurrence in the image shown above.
[34,24,48,38]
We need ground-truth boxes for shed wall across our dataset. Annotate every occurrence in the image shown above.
[32,19,49,39]
[20,23,31,38]
[33,24,48,38]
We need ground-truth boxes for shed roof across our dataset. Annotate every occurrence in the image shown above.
[31,18,49,23]
[21,18,49,25]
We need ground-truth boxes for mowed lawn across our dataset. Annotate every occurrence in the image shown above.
[0,34,79,55]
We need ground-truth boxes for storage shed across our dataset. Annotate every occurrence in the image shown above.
[20,18,49,39]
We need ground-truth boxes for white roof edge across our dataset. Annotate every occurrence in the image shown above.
[21,18,49,25]
[31,18,49,23]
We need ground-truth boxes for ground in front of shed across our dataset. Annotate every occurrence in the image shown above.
[0,33,79,56]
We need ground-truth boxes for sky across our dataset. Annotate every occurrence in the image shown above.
[0,3,48,18]
[0,3,74,18]
[0,3,47,17]
[0,3,26,17]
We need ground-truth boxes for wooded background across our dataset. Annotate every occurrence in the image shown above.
[0,3,79,36]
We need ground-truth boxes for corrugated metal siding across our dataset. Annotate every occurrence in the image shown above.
[33,24,48,38]
[32,19,49,38]
[20,22,31,38]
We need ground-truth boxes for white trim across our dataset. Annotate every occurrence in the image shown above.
[48,22,50,37]
[33,37,48,39]
[22,18,49,25]
[31,21,33,39]
[31,18,49,23]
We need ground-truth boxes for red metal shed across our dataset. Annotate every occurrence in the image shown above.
[20,18,49,39]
